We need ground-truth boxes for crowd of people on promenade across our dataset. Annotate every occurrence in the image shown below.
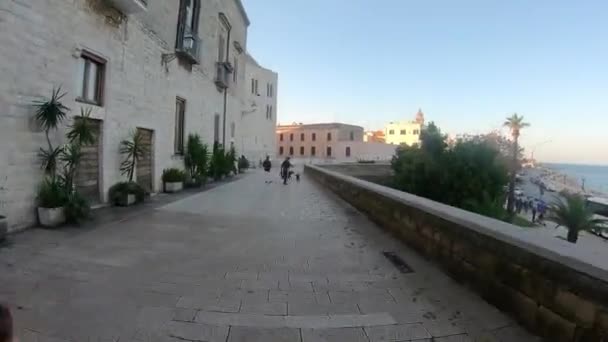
[514,196,548,225]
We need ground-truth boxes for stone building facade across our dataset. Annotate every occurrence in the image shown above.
[276,123,396,163]
[384,109,425,146]
[0,0,276,231]
[239,53,278,165]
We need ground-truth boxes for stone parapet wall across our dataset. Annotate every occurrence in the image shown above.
[306,164,608,341]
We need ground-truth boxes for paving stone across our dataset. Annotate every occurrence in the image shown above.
[2,171,538,341]
[241,302,287,316]
[166,321,229,342]
[365,323,431,341]
[422,319,466,337]
[301,327,369,342]
[227,326,301,342]
[433,335,474,342]
[288,302,360,316]
[172,308,198,322]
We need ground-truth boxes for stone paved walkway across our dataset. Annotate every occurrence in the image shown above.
[0,170,539,341]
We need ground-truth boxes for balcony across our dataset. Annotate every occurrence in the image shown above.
[214,62,231,90]
[105,0,147,14]
[175,32,200,65]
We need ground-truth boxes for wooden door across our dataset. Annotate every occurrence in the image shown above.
[75,118,102,203]
[136,128,154,193]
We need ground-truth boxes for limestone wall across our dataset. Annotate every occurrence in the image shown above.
[306,164,608,341]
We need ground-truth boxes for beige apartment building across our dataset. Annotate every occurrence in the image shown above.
[276,123,396,162]
[0,0,276,231]
[384,109,425,146]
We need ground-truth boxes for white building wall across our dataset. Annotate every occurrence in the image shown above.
[240,54,278,165]
[0,0,258,231]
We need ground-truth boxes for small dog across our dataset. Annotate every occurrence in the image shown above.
[295,173,300,182]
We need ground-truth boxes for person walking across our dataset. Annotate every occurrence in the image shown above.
[280,157,292,185]
[262,156,272,184]
[0,304,14,342]
[531,203,537,223]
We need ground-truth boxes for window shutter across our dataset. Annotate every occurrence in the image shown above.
[176,0,187,49]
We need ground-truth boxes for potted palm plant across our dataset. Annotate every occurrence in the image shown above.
[37,177,67,227]
[548,194,608,243]
[162,168,185,193]
[112,129,147,206]
[33,87,69,227]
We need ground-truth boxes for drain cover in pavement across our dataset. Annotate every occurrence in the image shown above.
[382,251,414,273]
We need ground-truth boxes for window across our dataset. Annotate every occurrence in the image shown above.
[213,114,220,143]
[345,146,351,157]
[290,133,294,142]
[327,132,332,141]
[311,146,316,156]
[174,98,186,154]
[349,131,354,141]
[251,78,256,94]
[300,133,305,141]
[175,0,201,57]
[413,129,420,135]
[254,79,259,94]
[268,105,273,120]
[326,146,332,157]
[312,133,316,141]
[270,84,274,97]
[232,57,238,83]
[400,129,406,135]
[289,146,294,155]
[300,146,305,155]
[279,133,284,142]
[230,121,235,139]
[389,130,395,135]
[77,52,106,106]
[279,146,284,155]
[267,83,274,97]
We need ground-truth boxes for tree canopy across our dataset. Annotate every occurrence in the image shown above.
[391,122,509,217]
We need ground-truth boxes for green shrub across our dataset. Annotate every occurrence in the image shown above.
[109,181,145,205]
[209,142,225,180]
[185,134,209,184]
[162,168,186,183]
[65,191,90,223]
[37,177,67,208]
[225,147,237,176]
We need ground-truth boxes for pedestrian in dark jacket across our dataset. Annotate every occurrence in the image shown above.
[0,304,13,342]
[262,156,272,183]
[281,157,292,185]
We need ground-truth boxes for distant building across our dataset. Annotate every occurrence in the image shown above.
[384,109,424,146]
[240,53,278,164]
[364,130,386,143]
[276,123,396,162]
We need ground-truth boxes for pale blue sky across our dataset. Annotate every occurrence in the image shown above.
[242,0,608,164]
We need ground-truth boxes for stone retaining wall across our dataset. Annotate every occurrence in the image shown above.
[306,164,608,341]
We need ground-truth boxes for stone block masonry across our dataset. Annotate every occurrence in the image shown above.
[0,0,272,231]
[306,164,608,341]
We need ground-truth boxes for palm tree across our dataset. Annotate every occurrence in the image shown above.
[503,113,529,217]
[548,195,607,243]
[120,129,147,182]
[33,87,70,179]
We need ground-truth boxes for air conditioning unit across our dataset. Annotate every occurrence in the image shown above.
[105,0,147,14]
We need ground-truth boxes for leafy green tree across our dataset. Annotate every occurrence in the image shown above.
[503,113,529,217]
[185,133,209,184]
[391,123,508,216]
[548,194,608,243]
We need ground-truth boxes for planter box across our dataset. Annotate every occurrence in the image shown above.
[38,207,66,227]
[117,193,137,207]
[0,215,7,242]
[164,181,183,193]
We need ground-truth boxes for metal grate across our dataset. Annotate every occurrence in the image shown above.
[382,251,414,274]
